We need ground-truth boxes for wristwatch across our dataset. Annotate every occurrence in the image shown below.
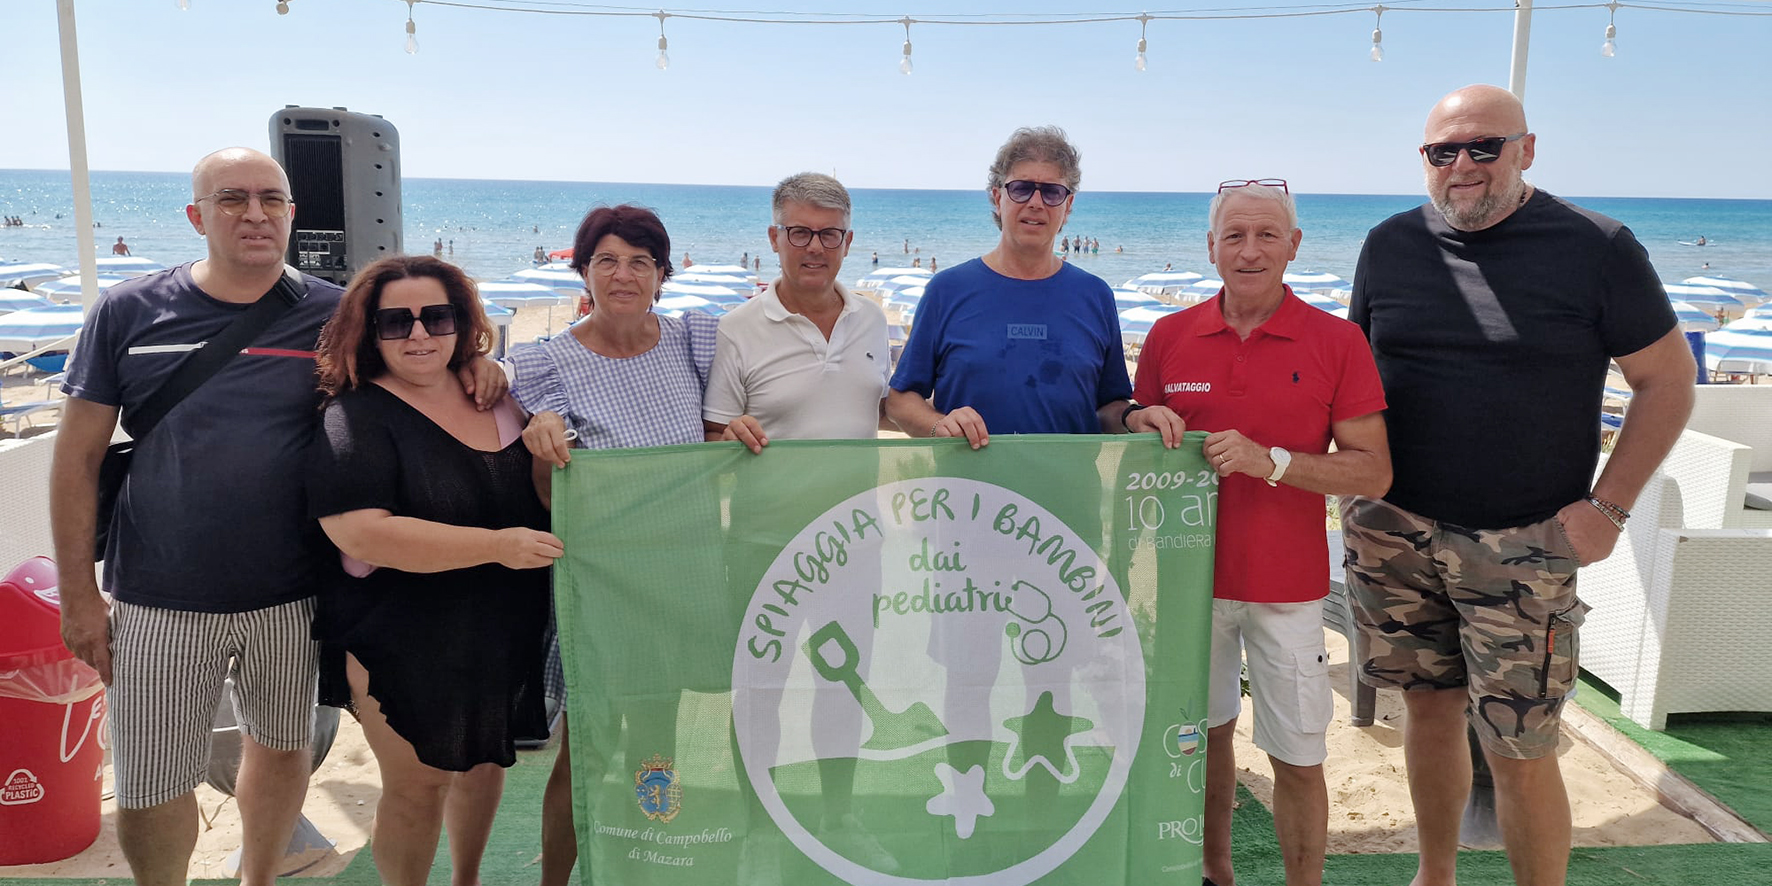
[1265,447,1292,487]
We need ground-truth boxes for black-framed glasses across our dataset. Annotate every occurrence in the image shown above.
[1218,178,1289,194]
[196,189,291,218]
[1002,180,1074,206]
[1420,133,1526,168]
[375,304,460,340]
[777,225,848,249]
[589,253,659,276]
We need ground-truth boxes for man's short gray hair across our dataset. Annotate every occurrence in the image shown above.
[1207,184,1298,235]
[772,172,851,227]
[986,126,1081,230]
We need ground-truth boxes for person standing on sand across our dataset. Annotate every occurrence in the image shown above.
[50,147,507,886]
[1345,84,1694,886]
[112,236,130,256]
[1135,179,1391,886]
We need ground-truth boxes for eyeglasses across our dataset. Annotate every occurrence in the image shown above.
[1218,178,1289,194]
[1002,180,1074,206]
[196,189,292,218]
[589,253,659,276]
[777,226,848,249]
[1419,134,1526,168]
[375,304,460,340]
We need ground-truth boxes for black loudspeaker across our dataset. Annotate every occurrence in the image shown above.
[268,107,401,286]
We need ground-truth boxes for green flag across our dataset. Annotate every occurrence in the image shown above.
[553,433,1217,885]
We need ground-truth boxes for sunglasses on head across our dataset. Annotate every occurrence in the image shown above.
[1002,180,1074,206]
[1420,133,1526,168]
[375,304,460,340]
[1218,178,1289,194]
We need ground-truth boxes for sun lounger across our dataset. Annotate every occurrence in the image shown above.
[0,400,60,437]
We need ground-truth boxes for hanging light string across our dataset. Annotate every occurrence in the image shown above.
[377,1,1772,62]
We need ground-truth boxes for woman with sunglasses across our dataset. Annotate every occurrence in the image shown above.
[886,125,1181,446]
[306,255,562,886]
[504,204,721,886]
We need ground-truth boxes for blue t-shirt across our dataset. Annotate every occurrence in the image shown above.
[890,258,1131,434]
[63,263,343,612]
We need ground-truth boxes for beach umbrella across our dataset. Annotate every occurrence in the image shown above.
[655,293,722,318]
[673,272,755,294]
[1669,300,1721,333]
[688,264,754,280]
[0,291,53,315]
[874,275,932,298]
[1125,271,1204,299]
[477,281,573,309]
[1181,279,1224,301]
[1682,275,1769,307]
[661,281,746,310]
[854,267,929,290]
[1298,291,1351,319]
[504,267,586,299]
[1662,283,1744,317]
[1118,304,1184,348]
[1283,270,1348,294]
[32,273,134,299]
[1113,287,1162,312]
[0,263,68,290]
[0,303,87,352]
[91,256,165,276]
[1704,325,1772,375]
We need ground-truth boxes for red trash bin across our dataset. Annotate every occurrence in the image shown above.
[0,556,108,865]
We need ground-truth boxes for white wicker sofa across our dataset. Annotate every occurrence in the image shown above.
[1579,427,1772,729]
[1682,383,1772,527]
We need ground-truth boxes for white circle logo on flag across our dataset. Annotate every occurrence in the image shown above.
[733,478,1145,885]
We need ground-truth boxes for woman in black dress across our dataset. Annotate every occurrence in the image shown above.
[307,255,563,886]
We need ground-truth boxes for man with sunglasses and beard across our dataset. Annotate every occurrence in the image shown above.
[50,147,505,886]
[1345,85,1694,886]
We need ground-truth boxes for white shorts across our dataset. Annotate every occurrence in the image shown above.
[108,598,318,808]
[1206,598,1331,767]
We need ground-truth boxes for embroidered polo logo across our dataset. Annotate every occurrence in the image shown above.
[1292,372,1300,384]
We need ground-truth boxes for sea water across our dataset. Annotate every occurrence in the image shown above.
[2,169,1767,293]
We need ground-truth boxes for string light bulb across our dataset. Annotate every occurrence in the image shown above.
[404,0,418,54]
[899,18,913,75]
[276,1,290,14]
[1369,6,1385,62]
[1135,13,1151,72]
[654,11,670,70]
[1602,2,1619,57]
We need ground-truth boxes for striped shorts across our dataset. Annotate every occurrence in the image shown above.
[109,597,319,809]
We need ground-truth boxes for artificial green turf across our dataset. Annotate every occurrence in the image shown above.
[1574,674,1772,834]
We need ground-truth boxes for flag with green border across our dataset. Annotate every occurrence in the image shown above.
[552,433,1217,885]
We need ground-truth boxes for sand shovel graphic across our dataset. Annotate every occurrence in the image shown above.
[807,620,950,752]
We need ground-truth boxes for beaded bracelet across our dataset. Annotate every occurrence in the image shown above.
[1585,495,1630,531]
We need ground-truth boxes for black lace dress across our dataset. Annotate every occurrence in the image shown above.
[307,384,550,771]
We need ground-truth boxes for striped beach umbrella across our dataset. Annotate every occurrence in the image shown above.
[32,273,134,299]
[0,303,87,352]
[91,256,165,276]
[1298,291,1351,319]
[1119,304,1184,349]
[674,272,755,294]
[1283,270,1348,294]
[1125,271,1204,299]
[1670,300,1721,333]
[477,281,573,309]
[0,291,53,315]
[1663,283,1745,318]
[854,267,929,290]
[655,293,722,318]
[1682,275,1768,308]
[1112,287,1162,312]
[0,263,68,290]
[504,267,586,299]
[661,281,746,311]
[1704,324,1772,375]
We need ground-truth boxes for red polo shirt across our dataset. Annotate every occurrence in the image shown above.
[1133,289,1386,603]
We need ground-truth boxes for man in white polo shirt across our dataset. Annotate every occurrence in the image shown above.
[702,171,895,881]
[704,171,891,447]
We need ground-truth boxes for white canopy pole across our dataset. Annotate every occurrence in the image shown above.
[56,0,99,308]
[1509,0,1533,101]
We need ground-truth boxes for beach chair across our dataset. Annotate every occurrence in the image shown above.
[1323,529,1377,726]
[0,400,60,437]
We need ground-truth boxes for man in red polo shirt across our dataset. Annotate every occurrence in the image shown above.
[1133,180,1391,886]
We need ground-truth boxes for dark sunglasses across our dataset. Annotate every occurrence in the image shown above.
[1218,178,1289,194]
[1420,133,1526,168]
[1003,180,1073,206]
[375,304,460,340]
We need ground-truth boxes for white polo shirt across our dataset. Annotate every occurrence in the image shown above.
[703,282,890,440]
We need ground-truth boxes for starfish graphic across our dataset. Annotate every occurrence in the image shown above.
[1001,690,1094,783]
[925,763,994,839]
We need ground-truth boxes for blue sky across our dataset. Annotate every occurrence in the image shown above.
[7,0,1770,198]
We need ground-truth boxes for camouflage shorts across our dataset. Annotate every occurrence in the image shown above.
[1340,496,1589,760]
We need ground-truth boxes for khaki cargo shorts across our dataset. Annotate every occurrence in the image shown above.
[1340,496,1588,759]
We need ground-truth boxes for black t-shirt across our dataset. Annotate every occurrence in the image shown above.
[62,264,342,612]
[1350,190,1676,528]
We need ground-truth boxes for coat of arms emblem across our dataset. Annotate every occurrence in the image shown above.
[634,754,682,822]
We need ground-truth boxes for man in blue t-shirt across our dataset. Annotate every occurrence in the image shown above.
[52,147,504,886]
[1346,86,1695,886]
